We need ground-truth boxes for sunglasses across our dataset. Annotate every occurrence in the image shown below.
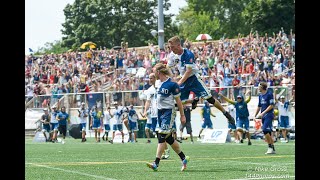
[237,97,242,99]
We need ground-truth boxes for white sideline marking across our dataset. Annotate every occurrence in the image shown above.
[26,163,117,180]
[229,176,295,180]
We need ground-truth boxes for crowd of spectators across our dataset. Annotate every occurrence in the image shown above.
[25,28,295,108]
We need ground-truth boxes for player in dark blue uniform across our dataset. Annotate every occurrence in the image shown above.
[167,36,235,126]
[254,82,276,154]
[147,63,189,172]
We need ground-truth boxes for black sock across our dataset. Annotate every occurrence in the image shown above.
[268,144,272,148]
[155,157,160,166]
[271,144,275,151]
[178,151,186,161]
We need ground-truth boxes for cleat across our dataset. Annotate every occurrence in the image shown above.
[181,156,190,171]
[102,135,105,141]
[223,111,235,126]
[191,97,199,109]
[265,148,276,154]
[109,140,113,144]
[147,140,151,143]
[147,162,158,171]
[176,139,182,143]
[248,141,252,145]
[240,139,243,143]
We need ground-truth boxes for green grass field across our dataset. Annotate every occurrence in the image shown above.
[25,137,295,180]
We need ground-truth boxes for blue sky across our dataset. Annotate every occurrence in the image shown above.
[25,0,187,54]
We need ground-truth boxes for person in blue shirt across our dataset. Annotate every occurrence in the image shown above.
[56,106,69,140]
[146,63,189,172]
[254,82,276,154]
[198,101,216,139]
[90,106,103,142]
[167,36,235,126]
[219,90,252,145]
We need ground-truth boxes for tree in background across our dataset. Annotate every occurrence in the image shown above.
[176,0,294,40]
[61,0,178,50]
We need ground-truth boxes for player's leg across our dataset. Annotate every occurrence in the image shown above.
[145,123,151,143]
[262,117,276,154]
[244,118,251,145]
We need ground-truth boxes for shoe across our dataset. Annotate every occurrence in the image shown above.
[147,140,151,143]
[265,147,276,154]
[122,140,124,143]
[102,135,105,141]
[240,139,243,143]
[181,156,190,171]
[109,140,113,144]
[176,139,182,143]
[191,97,199,109]
[248,141,252,145]
[81,138,85,142]
[146,162,158,171]
[84,138,87,142]
[223,111,235,126]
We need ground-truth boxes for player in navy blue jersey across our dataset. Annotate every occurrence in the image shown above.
[146,63,190,172]
[167,36,235,126]
[254,82,276,154]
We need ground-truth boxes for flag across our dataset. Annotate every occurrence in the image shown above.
[29,48,33,53]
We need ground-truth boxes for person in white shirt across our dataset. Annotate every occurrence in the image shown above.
[78,102,89,142]
[274,90,294,143]
[110,102,125,144]
[102,106,113,143]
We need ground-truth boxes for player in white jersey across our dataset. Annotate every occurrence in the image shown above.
[144,109,153,143]
[102,106,113,143]
[49,104,60,143]
[275,89,294,143]
[110,102,125,144]
[78,102,89,142]
[167,36,235,126]
[128,105,139,143]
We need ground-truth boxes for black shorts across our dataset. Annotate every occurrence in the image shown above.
[180,121,192,134]
[58,125,67,137]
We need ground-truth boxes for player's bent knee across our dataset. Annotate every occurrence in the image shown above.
[263,131,271,136]
[206,97,215,104]
[158,133,166,143]
[165,135,174,145]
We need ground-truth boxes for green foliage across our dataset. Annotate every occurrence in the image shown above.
[177,0,294,40]
[61,0,178,49]
[35,40,69,55]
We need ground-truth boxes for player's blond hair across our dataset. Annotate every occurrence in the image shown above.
[168,36,181,46]
[154,63,172,77]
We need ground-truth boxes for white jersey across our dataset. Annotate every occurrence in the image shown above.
[146,109,152,124]
[112,106,124,124]
[103,110,112,125]
[168,49,199,77]
[277,101,290,117]
[50,110,59,123]
[78,108,89,124]
[228,104,236,120]
[145,85,158,118]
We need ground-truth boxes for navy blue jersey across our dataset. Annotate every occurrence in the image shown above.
[258,91,274,118]
[202,106,211,120]
[157,78,180,109]
[57,112,69,125]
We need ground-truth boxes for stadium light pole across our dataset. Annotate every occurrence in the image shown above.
[158,0,164,50]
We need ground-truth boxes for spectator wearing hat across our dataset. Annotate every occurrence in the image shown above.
[40,108,51,142]
[274,90,294,143]
[219,90,252,145]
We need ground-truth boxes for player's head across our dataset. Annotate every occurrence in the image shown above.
[236,95,243,102]
[61,106,66,112]
[168,36,182,54]
[43,108,48,114]
[149,73,156,84]
[153,63,172,79]
[280,95,285,102]
[258,82,268,92]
